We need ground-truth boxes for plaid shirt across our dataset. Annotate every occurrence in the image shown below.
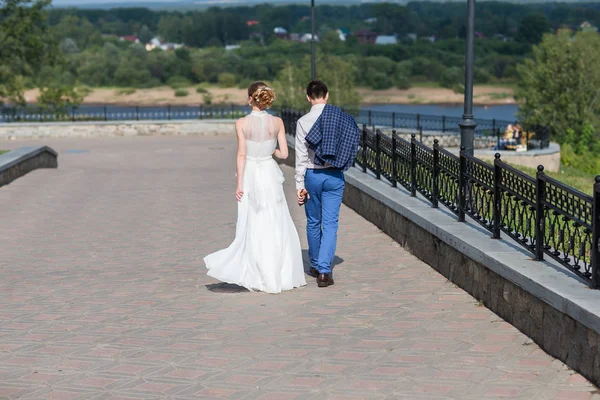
[305,104,360,171]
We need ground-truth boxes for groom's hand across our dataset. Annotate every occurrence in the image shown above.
[297,189,309,205]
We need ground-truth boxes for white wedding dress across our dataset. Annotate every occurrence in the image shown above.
[204,110,307,294]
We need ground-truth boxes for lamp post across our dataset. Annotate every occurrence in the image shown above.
[459,0,476,156]
[311,0,316,80]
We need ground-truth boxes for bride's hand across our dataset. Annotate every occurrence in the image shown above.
[236,185,244,202]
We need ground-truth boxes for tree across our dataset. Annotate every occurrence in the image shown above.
[138,25,154,44]
[275,53,359,110]
[0,0,59,106]
[516,30,600,147]
[517,13,550,45]
[37,85,88,115]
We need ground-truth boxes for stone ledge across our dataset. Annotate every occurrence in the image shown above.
[0,120,236,140]
[282,133,600,386]
[0,146,58,187]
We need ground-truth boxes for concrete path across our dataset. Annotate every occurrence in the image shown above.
[0,136,596,399]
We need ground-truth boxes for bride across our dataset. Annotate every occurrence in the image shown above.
[204,82,307,294]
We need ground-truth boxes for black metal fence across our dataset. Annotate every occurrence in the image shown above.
[282,108,550,151]
[0,104,251,123]
[281,109,600,289]
[1,104,550,150]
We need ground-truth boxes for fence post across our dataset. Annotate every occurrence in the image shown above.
[231,104,235,119]
[104,105,108,121]
[199,105,203,120]
[410,134,417,197]
[375,130,381,180]
[442,115,446,133]
[591,176,600,288]
[535,165,546,261]
[136,106,139,121]
[392,112,396,129]
[496,128,501,150]
[492,154,502,239]
[416,113,420,131]
[432,139,439,208]
[71,105,75,122]
[168,104,171,120]
[458,147,466,222]
[419,126,423,143]
[362,125,367,173]
[391,131,398,188]
[368,110,372,127]
[492,118,496,134]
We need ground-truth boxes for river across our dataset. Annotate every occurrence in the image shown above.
[365,104,519,122]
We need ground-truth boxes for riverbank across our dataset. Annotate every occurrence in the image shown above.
[23,85,516,107]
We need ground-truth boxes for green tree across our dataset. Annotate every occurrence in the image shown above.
[275,53,359,110]
[138,25,154,44]
[516,13,550,45]
[0,0,59,106]
[516,30,600,147]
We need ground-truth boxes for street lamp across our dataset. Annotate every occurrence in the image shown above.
[459,0,476,156]
[311,0,316,80]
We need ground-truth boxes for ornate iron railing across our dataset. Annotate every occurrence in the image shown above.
[281,109,600,288]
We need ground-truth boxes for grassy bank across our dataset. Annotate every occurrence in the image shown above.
[516,165,596,196]
[23,83,516,107]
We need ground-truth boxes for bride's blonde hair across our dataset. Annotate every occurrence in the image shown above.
[248,81,276,110]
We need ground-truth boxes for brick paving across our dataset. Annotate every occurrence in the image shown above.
[0,135,598,400]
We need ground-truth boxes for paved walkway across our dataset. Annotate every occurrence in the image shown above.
[0,136,597,400]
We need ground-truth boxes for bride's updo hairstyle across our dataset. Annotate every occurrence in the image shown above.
[248,81,276,110]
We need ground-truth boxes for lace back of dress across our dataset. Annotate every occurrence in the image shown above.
[242,113,278,143]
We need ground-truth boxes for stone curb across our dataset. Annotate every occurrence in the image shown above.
[0,146,58,187]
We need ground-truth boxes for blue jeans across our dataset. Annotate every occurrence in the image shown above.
[304,169,345,274]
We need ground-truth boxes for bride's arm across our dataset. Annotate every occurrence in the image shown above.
[273,118,288,160]
[235,119,247,202]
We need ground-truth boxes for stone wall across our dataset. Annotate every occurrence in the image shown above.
[0,146,58,187]
[0,120,236,140]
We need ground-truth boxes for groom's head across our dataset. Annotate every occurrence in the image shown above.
[306,80,329,105]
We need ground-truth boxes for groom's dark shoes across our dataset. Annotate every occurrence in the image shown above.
[308,267,319,278]
[317,273,334,288]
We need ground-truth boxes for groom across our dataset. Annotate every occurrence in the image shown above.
[295,80,360,288]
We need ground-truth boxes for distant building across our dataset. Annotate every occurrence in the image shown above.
[475,31,485,39]
[145,37,184,51]
[375,35,398,45]
[355,30,378,45]
[365,18,378,24]
[580,21,598,32]
[492,34,508,42]
[300,33,319,43]
[225,45,241,51]
[337,28,349,41]
[274,27,289,40]
[120,35,139,44]
[406,33,417,41]
[247,20,259,27]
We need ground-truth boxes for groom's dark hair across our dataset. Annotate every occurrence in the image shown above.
[306,80,328,100]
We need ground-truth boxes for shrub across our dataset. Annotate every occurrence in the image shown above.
[395,74,411,90]
[369,72,393,90]
[218,72,237,88]
[203,92,213,105]
[174,89,189,97]
[168,76,192,89]
[196,86,209,94]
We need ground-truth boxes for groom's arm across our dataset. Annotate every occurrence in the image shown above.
[295,120,309,191]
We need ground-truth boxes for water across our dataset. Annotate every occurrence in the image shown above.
[2,103,520,124]
[365,104,519,122]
